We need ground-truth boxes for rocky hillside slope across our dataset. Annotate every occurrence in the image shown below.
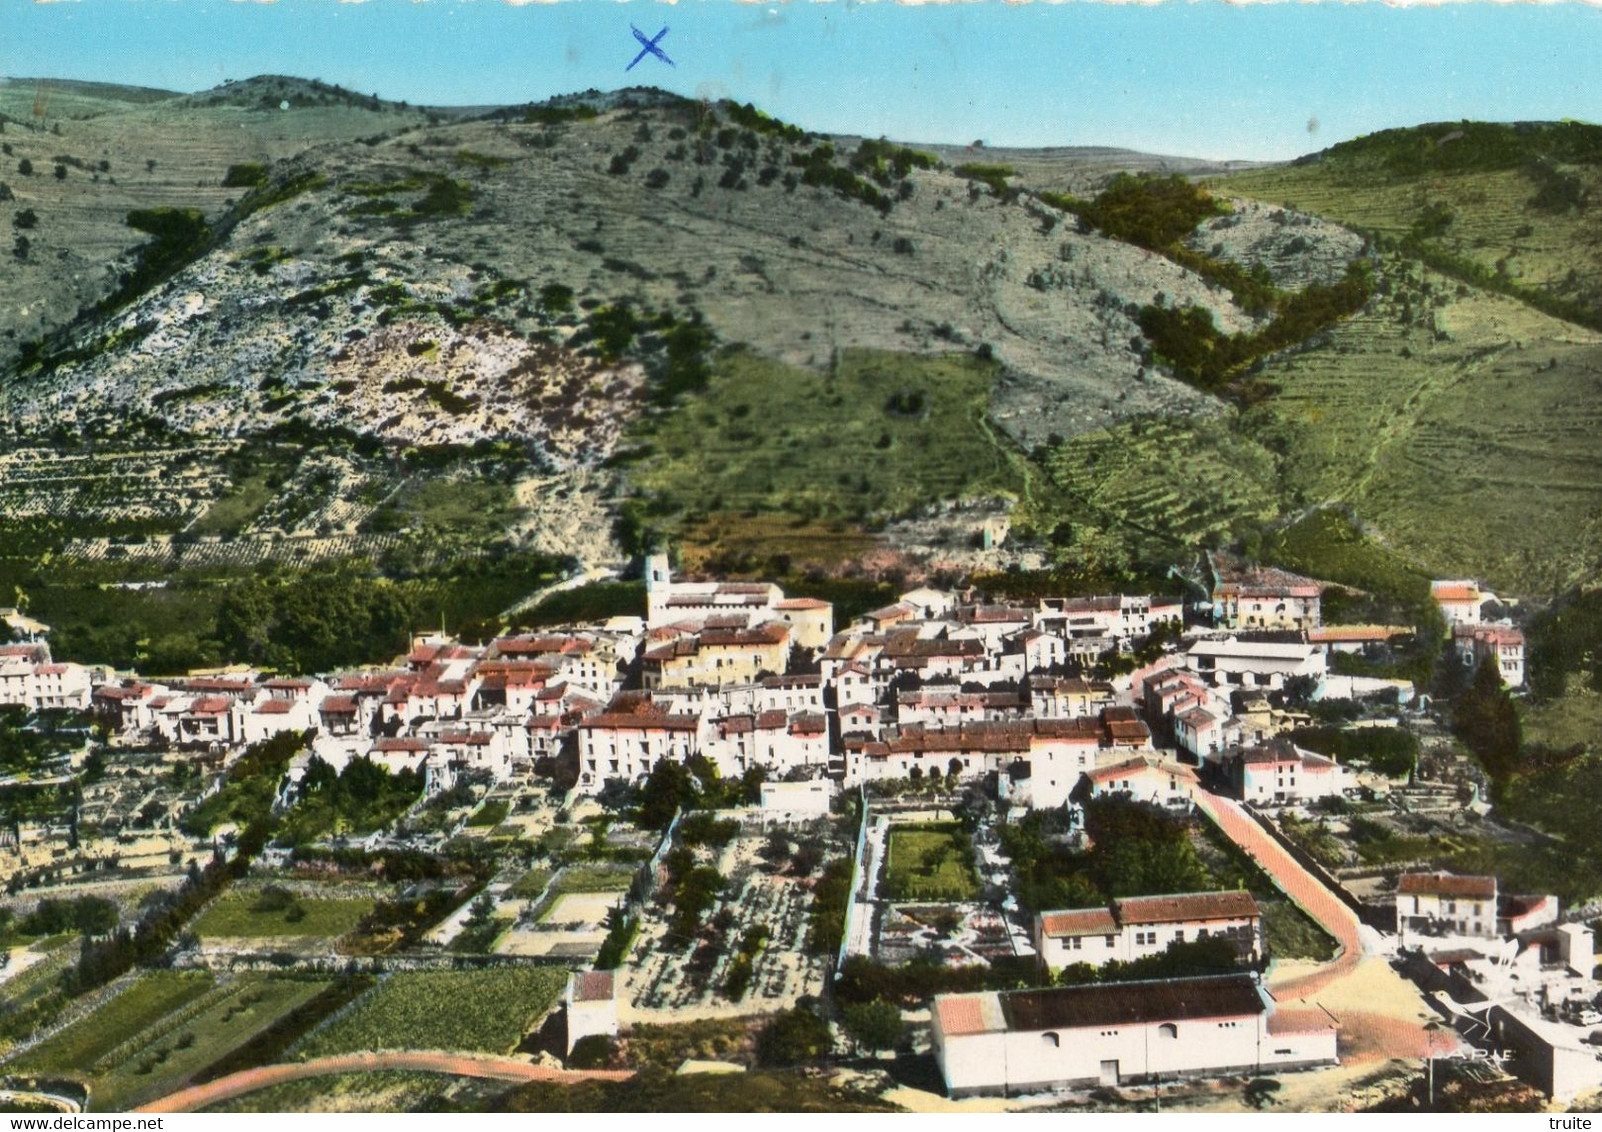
[0,84,1361,461]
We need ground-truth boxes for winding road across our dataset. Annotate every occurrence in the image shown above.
[137,1052,633,1113]
[1192,790,1450,1062]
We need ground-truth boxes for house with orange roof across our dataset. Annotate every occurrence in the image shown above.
[1035,890,1263,973]
[1431,579,1485,626]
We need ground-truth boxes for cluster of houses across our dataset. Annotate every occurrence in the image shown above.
[60,555,1530,817]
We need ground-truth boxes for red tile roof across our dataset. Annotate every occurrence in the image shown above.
[1039,908,1118,937]
[935,994,993,1037]
[1113,891,1260,925]
[1398,872,1497,899]
[572,970,616,1002]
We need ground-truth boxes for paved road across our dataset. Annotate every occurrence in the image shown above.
[1193,791,1449,1063]
[1192,791,1363,993]
[137,1052,634,1113]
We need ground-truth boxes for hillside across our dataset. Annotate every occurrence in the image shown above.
[0,85,1598,671]
[0,76,437,375]
[1216,121,1602,326]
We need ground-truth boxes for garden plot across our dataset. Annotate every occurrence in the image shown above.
[292,968,568,1057]
[190,885,374,957]
[492,863,634,960]
[10,971,335,1112]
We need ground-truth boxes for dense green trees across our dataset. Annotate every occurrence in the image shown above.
[840,999,904,1054]
[215,568,414,674]
[1453,657,1523,784]
[1001,798,1209,913]
[756,1006,832,1067]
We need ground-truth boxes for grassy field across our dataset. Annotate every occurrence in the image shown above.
[506,867,555,900]
[1262,900,1338,963]
[17,974,337,1112]
[1521,676,1602,753]
[293,968,569,1057]
[189,892,375,940]
[884,823,979,903]
[9,972,216,1076]
[626,346,1023,542]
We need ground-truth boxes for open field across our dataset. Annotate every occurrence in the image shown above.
[293,969,569,1058]
[884,823,979,903]
[189,892,375,940]
[11,973,335,1112]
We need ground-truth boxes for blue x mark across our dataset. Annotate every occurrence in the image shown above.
[626,24,674,72]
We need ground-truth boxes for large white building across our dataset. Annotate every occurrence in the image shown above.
[1035,890,1263,973]
[932,974,1336,1097]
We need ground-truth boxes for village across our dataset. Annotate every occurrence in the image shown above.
[0,549,1594,1113]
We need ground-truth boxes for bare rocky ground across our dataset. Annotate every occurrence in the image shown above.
[0,80,1369,578]
[0,87,1357,456]
[1191,197,1369,292]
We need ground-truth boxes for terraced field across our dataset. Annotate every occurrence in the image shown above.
[9,971,336,1112]
[292,969,568,1058]
[1038,415,1283,554]
[1246,257,1602,594]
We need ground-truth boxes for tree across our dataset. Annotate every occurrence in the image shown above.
[17,158,31,176]
[12,209,36,230]
[636,758,696,831]
[840,998,904,1055]
[1453,657,1522,783]
[53,163,66,180]
[756,1006,832,1066]
[11,235,27,261]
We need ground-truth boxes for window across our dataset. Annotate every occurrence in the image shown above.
[1069,936,1082,950]
[1104,935,1115,947]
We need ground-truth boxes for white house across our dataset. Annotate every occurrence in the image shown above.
[1396,872,1498,944]
[1035,890,1263,973]
[564,969,619,1056]
[1224,739,1348,806]
[1186,637,1325,690]
[1431,580,1485,626]
[931,974,1336,1097]
[1453,623,1525,688]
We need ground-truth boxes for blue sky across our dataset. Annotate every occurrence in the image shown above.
[4,0,1600,160]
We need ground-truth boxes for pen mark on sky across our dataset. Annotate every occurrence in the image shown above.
[627,25,674,73]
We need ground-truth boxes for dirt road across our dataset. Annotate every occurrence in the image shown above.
[136,1052,633,1113]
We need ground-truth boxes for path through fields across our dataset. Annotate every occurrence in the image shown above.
[136,1052,633,1113]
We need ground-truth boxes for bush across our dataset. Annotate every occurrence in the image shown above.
[568,1034,617,1070]
[840,999,903,1054]
[756,1007,831,1066]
